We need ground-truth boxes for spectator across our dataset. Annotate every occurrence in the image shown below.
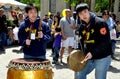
[115,21,120,37]
[48,14,54,28]
[51,15,60,34]
[102,10,116,59]
[18,13,24,26]
[50,15,60,55]
[59,9,76,63]
[43,14,49,24]
[52,27,62,64]
[0,8,7,52]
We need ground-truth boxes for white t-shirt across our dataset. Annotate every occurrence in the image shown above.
[13,27,19,40]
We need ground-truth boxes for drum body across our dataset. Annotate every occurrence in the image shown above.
[7,58,53,79]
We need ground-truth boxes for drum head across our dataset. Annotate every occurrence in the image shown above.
[67,50,87,72]
[10,58,49,64]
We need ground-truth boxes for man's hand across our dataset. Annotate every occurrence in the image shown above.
[26,39,31,45]
[81,52,92,63]
[84,52,92,61]
[70,24,76,29]
[62,35,67,40]
[38,31,43,38]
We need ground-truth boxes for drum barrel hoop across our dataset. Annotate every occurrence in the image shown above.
[7,61,53,70]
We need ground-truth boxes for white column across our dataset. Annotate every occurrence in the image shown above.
[114,0,120,21]
[56,0,67,14]
[40,0,49,18]
[90,0,95,12]
[114,0,119,15]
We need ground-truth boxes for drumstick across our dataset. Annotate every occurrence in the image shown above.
[81,52,91,63]
[80,58,87,64]
[81,59,86,63]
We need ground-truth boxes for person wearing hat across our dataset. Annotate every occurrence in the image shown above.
[59,9,76,63]
[75,3,112,79]
[0,8,7,52]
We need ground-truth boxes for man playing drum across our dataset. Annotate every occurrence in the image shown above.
[18,4,51,60]
[75,3,112,79]
[7,5,52,79]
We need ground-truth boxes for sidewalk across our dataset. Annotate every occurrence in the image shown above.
[0,44,120,79]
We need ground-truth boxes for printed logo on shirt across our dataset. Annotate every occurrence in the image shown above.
[82,30,86,35]
[25,27,30,32]
[100,27,107,35]
[91,29,94,34]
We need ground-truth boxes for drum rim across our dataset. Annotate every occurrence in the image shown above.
[67,50,87,72]
[7,58,53,70]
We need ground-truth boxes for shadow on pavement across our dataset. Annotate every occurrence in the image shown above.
[11,46,23,53]
[0,51,6,55]
[109,65,120,73]
[12,49,23,53]
[53,62,69,69]
[112,58,120,61]
[5,45,19,49]
[114,52,120,61]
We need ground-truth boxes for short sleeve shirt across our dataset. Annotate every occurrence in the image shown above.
[60,17,75,37]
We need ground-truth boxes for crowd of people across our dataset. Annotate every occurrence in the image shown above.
[0,3,120,79]
[0,8,24,49]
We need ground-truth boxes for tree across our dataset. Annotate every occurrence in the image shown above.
[95,0,114,12]
[64,0,84,6]
[20,0,40,10]
[64,0,114,12]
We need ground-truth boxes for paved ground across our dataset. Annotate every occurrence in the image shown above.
[0,41,120,79]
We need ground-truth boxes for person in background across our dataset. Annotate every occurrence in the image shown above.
[52,27,62,64]
[102,10,115,30]
[12,15,19,45]
[12,15,19,28]
[43,14,49,24]
[75,3,112,79]
[59,9,76,63]
[102,10,116,59]
[56,11,61,20]
[115,21,120,37]
[18,5,51,60]
[48,14,54,28]
[0,8,7,52]
[50,15,60,55]
[12,20,19,45]
[18,13,24,26]
[17,13,24,50]
[51,15,60,34]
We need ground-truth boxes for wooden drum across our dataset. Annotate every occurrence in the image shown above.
[7,58,53,79]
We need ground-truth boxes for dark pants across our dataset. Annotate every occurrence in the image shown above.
[53,47,60,61]
[0,32,6,49]
[111,40,116,56]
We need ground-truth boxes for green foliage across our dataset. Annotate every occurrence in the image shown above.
[7,19,13,26]
[64,0,113,12]
[95,0,109,12]
[64,0,69,2]
[64,0,80,6]
[20,0,40,10]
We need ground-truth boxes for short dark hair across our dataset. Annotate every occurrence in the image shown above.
[25,5,38,13]
[102,10,109,16]
[55,27,61,32]
[110,13,116,21]
[76,3,89,14]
